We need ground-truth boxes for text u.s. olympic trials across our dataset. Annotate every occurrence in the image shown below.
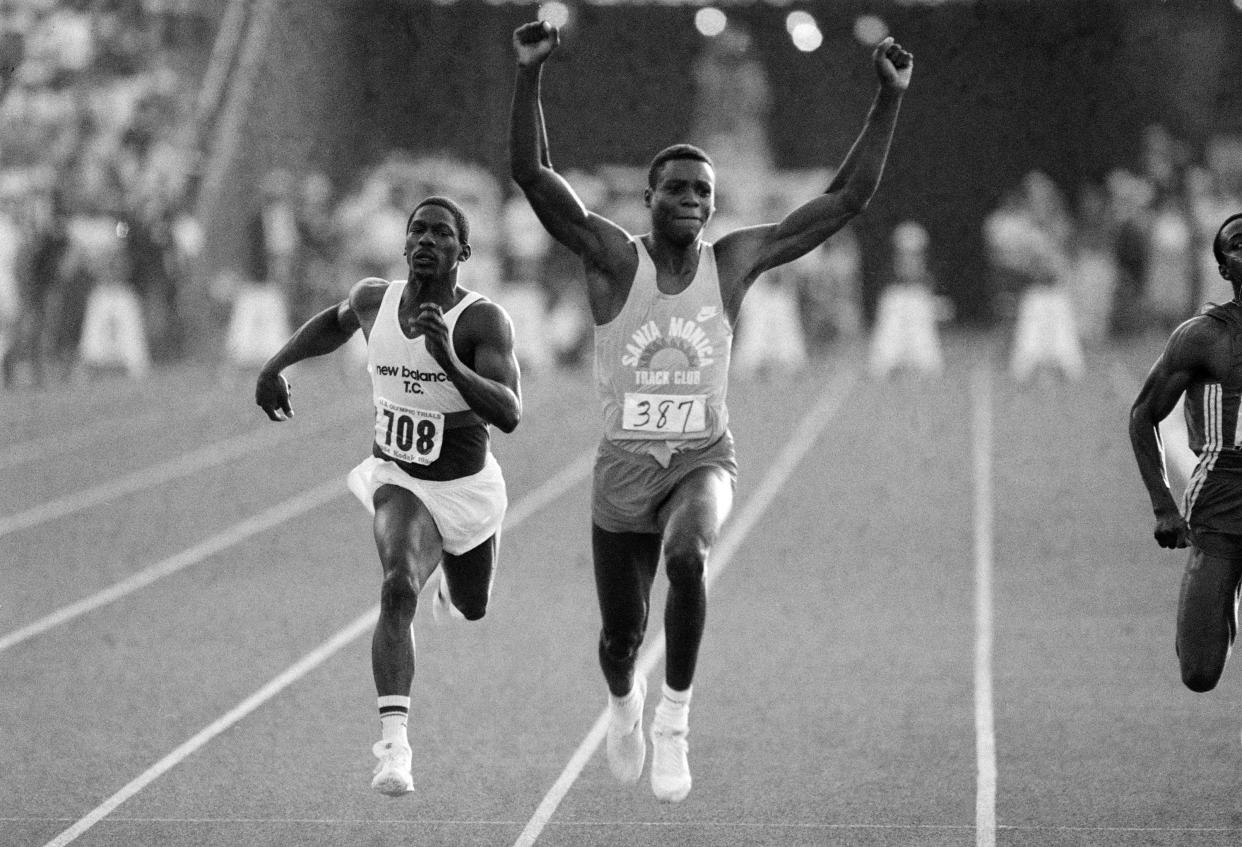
[375,364,448,394]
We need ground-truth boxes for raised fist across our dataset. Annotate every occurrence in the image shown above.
[513,21,558,67]
[873,36,913,91]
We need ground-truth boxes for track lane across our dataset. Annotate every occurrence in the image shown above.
[992,346,1242,846]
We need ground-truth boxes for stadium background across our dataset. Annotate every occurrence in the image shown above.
[209,0,1242,324]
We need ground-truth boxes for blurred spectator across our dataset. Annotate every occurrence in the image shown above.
[1066,179,1117,344]
[1143,190,1194,332]
[500,187,555,371]
[247,167,299,292]
[983,187,1039,322]
[294,169,342,326]
[0,175,24,372]
[2,185,70,387]
[1106,168,1154,338]
[335,168,408,284]
[1187,162,1242,307]
[868,220,944,378]
[797,222,863,354]
[732,187,809,379]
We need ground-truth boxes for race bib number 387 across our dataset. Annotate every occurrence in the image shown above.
[622,392,707,435]
[374,398,444,465]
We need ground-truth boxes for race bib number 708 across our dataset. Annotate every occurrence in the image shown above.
[374,398,444,465]
[621,392,707,435]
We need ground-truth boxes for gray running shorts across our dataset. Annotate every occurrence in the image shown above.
[592,432,737,534]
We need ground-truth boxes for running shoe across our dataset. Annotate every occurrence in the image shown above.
[371,739,414,796]
[606,675,647,783]
[649,723,691,802]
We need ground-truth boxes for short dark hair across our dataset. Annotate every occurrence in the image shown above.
[407,196,470,246]
[647,144,714,189]
[1214,212,1242,266]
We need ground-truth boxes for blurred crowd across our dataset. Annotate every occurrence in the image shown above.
[983,124,1242,345]
[1,4,1239,389]
[0,0,206,387]
[230,154,872,377]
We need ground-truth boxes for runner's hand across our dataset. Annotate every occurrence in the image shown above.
[415,303,455,371]
[873,36,912,91]
[256,370,294,421]
[1154,511,1189,549]
[514,21,558,67]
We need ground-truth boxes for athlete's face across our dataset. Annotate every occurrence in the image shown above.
[646,159,715,246]
[1218,217,1242,289]
[404,205,470,280]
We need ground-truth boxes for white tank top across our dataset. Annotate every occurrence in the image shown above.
[366,281,486,467]
[593,238,733,464]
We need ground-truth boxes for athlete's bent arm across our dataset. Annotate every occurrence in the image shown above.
[1129,319,1216,548]
[420,301,522,434]
[254,281,370,421]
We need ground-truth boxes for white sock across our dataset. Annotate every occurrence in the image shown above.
[378,695,410,744]
[653,682,691,733]
[608,680,644,722]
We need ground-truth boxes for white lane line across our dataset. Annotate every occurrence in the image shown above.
[0,404,211,471]
[513,368,860,847]
[0,480,344,655]
[39,447,596,847]
[0,401,357,540]
[41,611,378,847]
[971,366,997,847]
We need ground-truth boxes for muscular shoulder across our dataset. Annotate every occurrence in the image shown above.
[1163,314,1230,377]
[458,297,516,349]
[347,277,390,319]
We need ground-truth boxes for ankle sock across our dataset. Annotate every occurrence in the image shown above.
[653,682,691,733]
[610,679,644,721]
[378,695,410,744]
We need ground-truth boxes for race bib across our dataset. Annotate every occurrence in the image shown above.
[621,393,707,435]
[374,397,445,465]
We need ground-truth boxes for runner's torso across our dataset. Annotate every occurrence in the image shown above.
[1185,301,1242,459]
[593,238,733,465]
[366,281,489,480]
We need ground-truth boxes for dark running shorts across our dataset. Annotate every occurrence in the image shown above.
[1185,452,1242,558]
[592,432,738,535]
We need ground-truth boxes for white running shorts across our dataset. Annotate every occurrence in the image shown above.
[346,452,507,556]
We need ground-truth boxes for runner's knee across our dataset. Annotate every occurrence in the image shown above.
[663,539,708,587]
[379,566,418,617]
[1182,668,1221,693]
[455,596,487,621]
[600,627,643,664]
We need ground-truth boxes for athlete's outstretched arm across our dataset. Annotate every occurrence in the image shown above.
[1129,318,1218,548]
[508,22,629,266]
[254,281,369,421]
[715,37,911,294]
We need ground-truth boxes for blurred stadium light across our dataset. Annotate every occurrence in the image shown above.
[538,1,572,27]
[695,7,729,37]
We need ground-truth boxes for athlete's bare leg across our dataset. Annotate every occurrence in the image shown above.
[440,532,499,621]
[1175,547,1242,692]
[371,484,444,696]
[656,466,733,691]
[593,527,661,697]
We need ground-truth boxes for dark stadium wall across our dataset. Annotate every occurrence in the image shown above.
[208,0,1241,327]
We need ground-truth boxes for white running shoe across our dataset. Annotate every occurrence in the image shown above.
[649,723,691,802]
[430,573,464,624]
[371,739,414,796]
[605,675,647,783]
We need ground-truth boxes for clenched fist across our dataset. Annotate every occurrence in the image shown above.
[513,21,558,68]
